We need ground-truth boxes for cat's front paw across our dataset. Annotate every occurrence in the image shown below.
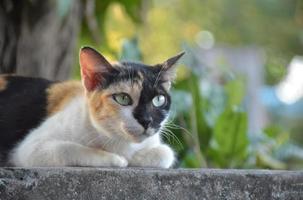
[94,151,128,167]
[110,154,128,167]
[130,145,175,168]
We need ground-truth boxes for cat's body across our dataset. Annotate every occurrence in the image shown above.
[0,47,183,168]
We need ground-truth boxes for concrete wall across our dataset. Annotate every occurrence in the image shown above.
[0,168,302,200]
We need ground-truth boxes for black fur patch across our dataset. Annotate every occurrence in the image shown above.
[0,76,53,164]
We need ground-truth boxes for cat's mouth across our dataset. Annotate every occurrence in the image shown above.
[122,129,146,142]
[120,123,153,142]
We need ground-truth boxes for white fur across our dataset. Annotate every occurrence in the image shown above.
[9,95,175,168]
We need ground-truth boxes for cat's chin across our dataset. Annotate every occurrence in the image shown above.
[121,128,157,143]
[131,135,148,143]
[120,129,145,143]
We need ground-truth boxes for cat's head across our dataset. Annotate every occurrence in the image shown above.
[79,47,184,143]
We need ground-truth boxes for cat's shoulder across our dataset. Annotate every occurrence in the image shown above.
[47,80,83,115]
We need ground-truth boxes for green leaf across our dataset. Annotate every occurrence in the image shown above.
[212,107,248,167]
[263,125,286,139]
[256,151,286,169]
[224,78,245,107]
[189,74,212,151]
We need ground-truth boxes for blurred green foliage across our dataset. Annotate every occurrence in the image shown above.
[168,47,303,169]
[56,0,303,168]
[71,0,303,84]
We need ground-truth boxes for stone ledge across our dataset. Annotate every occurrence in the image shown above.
[0,168,302,200]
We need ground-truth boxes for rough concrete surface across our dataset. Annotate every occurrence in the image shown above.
[0,168,302,200]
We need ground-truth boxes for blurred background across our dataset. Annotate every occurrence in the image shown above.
[1,0,303,169]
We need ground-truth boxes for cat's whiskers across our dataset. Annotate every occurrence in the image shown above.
[161,130,183,149]
[163,114,193,136]
[160,127,183,148]
[160,130,171,144]
[164,123,193,137]
[164,128,182,146]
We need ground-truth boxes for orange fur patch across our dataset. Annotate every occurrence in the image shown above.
[88,91,119,121]
[0,76,7,91]
[47,81,84,115]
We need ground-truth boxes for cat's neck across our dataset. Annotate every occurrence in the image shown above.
[57,95,108,146]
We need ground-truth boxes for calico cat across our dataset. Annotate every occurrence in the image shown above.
[0,47,184,168]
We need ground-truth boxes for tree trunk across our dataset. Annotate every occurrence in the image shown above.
[0,0,82,81]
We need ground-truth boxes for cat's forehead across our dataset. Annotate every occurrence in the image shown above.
[113,61,161,85]
[107,80,142,95]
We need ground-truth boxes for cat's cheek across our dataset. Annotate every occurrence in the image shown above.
[87,91,122,136]
[118,108,146,142]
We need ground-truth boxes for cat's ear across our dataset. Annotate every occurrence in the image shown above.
[79,46,113,91]
[159,51,185,89]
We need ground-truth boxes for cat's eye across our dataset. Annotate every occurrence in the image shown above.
[113,93,132,106]
[152,95,166,107]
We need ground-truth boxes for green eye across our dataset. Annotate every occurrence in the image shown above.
[152,95,166,107]
[113,93,132,106]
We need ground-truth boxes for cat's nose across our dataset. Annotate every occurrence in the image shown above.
[133,109,152,130]
[140,117,152,130]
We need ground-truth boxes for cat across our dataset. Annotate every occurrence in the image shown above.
[0,46,184,168]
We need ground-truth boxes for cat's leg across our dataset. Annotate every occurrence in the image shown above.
[12,140,128,167]
[129,144,175,168]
